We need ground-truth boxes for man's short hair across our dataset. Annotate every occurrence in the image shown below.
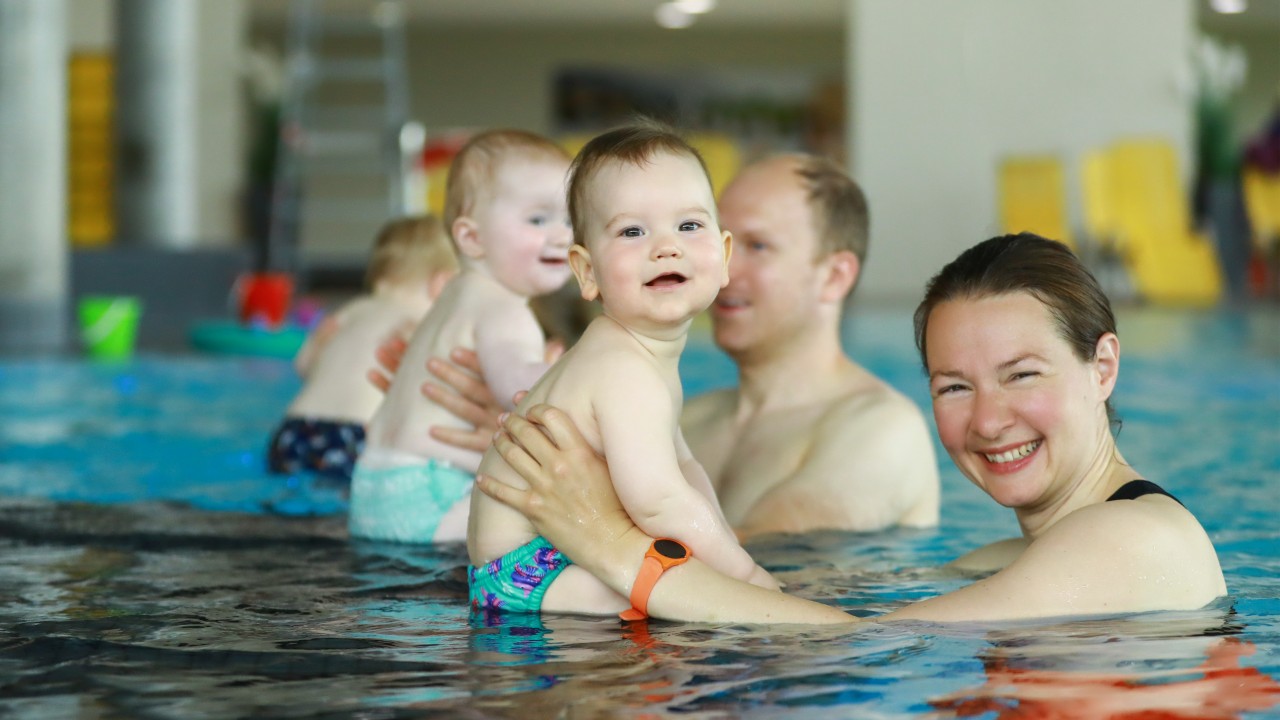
[793,155,870,264]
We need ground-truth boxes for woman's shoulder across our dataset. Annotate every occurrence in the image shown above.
[1045,489,1207,555]
[1027,492,1226,608]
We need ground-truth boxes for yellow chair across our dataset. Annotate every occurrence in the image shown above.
[687,131,742,198]
[420,131,474,218]
[1103,139,1222,306]
[557,131,595,160]
[424,164,450,218]
[997,155,1074,251]
[1081,150,1120,250]
[68,53,114,247]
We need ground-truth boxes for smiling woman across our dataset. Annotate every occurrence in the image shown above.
[475,232,1227,625]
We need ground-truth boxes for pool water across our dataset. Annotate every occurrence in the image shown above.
[1,307,1278,718]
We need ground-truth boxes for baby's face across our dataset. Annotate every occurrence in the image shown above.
[472,156,573,297]
[572,151,731,337]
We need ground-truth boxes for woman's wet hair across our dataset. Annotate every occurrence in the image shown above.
[913,232,1120,429]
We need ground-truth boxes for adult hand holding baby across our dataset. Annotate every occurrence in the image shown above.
[479,403,640,584]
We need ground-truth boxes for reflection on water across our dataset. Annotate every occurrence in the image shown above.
[1,307,1278,716]
[931,633,1280,719]
[2,500,1280,718]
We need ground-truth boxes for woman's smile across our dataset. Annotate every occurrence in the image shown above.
[978,439,1042,474]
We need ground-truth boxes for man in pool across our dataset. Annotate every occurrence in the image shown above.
[375,153,939,538]
[680,154,938,537]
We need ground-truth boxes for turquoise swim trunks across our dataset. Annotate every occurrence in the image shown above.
[348,457,473,544]
[469,536,572,614]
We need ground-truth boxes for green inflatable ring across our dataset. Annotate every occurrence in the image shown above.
[189,319,306,358]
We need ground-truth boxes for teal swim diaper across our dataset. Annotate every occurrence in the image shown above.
[348,457,473,544]
[469,536,571,614]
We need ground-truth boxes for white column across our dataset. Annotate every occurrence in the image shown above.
[848,0,1195,303]
[114,0,200,247]
[196,0,248,246]
[0,0,69,352]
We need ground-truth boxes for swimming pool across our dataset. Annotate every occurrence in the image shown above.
[2,307,1278,717]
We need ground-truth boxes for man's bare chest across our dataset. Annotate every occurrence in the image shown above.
[710,408,827,522]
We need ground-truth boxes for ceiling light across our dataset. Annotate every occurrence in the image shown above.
[1209,0,1247,13]
[674,0,716,14]
[655,3,694,29]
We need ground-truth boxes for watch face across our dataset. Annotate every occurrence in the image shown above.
[654,538,688,560]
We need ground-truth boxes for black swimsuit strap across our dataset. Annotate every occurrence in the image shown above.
[1106,479,1184,507]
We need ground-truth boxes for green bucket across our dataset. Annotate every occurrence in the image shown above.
[78,295,142,360]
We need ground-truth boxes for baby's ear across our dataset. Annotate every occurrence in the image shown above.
[720,230,733,288]
[568,245,599,301]
[451,217,485,260]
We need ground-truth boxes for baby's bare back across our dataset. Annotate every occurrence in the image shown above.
[366,277,504,471]
[287,296,420,423]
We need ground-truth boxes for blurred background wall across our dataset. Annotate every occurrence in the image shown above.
[853,0,1196,301]
[2,0,1277,352]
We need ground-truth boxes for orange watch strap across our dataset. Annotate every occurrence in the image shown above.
[620,555,663,621]
[620,539,690,621]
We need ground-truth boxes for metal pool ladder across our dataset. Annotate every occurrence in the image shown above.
[267,0,423,281]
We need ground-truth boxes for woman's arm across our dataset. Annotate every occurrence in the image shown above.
[476,405,853,625]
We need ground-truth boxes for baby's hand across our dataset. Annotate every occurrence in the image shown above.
[367,332,409,394]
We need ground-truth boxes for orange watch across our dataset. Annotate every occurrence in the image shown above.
[619,538,691,621]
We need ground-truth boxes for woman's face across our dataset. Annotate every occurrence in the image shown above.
[924,292,1118,511]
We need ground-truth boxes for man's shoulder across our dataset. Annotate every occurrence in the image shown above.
[820,369,927,435]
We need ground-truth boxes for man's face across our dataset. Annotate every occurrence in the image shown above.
[712,159,828,360]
